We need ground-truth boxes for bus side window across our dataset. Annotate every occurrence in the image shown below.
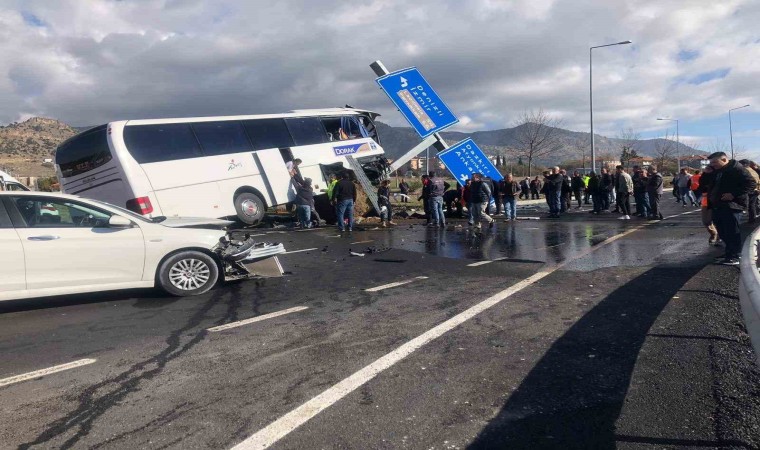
[284,118,328,146]
[123,124,202,164]
[242,119,295,151]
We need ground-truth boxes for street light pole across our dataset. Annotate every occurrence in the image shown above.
[729,104,750,160]
[657,118,679,170]
[589,40,632,173]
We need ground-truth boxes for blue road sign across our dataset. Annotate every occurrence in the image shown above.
[438,138,504,185]
[376,67,458,138]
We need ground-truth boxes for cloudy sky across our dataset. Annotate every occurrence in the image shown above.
[1,0,758,155]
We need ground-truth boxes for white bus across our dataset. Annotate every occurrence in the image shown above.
[55,108,388,224]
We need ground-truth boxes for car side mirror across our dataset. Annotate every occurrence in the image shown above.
[108,215,133,228]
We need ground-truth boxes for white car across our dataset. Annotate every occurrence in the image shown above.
[0,170,31,192]
[0,192,285,301]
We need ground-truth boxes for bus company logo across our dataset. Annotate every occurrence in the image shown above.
[228,159,243,171]
[333,144,361,156]
[370,142,377,150]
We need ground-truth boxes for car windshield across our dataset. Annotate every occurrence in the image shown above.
[90,199,154,223]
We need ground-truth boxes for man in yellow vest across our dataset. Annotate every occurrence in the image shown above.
[326,173,338,202]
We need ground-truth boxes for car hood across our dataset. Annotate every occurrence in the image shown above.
[158,217,236,229]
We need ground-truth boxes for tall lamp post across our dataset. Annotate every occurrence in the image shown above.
[657,118,679,171]
[729,104,750,160]
[590,40,632,172]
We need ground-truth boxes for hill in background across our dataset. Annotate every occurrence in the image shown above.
[374,121,703,165]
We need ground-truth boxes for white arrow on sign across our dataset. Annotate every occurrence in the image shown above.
[400,77,408,88]
[459,174,469,183]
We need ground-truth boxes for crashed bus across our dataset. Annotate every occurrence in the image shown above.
[55,108,389,224]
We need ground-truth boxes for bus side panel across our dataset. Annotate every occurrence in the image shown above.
[139,156,235,218]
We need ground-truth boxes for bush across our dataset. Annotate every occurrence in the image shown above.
[406,180,423,193]
[37,177,58,192]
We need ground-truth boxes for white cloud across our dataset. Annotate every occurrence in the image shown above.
[0,0,756,154]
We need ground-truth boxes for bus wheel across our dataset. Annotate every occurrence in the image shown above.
[234,192,265,225]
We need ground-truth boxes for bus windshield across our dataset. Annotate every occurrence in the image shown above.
[56,126,112,177]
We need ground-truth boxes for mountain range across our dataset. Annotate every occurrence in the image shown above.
[374,121,702,164]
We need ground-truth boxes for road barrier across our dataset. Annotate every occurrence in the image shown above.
[739,227,760,366]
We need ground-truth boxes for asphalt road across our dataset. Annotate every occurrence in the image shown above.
[0,199,758,449]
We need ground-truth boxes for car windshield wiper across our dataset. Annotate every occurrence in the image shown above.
[151,216,167,223]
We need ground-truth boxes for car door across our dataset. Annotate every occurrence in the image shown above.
[0,199,25,293]
[5,195,146,291]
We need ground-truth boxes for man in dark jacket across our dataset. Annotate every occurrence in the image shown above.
[600,168,612,211]
[519,178,530,200]
[530,176,542,199]
[646,165,664,220]
[470,173,494,229]
[418,175,431,225]
[502,174,521,221]
[333,172,357,232]
[571,171,585,208]
[545,167,564,218]
[632,166,650,217]
[295,178,314,229]
[587,172,601,214]
[428,171,450,227]
[560,169,572,212]
[707,152,757,265]
[398,179,410,203]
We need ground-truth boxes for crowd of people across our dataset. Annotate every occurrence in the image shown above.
[292,151,759,264]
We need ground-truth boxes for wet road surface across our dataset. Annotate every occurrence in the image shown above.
[0,200,758,449]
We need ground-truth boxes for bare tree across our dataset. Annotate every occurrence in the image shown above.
[653,131,677,174]
[571,137,588,170]
[510,109,564,177]
[617,127,641,168]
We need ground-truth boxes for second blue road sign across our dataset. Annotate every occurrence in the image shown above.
[376,67,458,138]
[438,138,504,185]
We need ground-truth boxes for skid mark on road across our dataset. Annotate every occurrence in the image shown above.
[282,248,318,255]
[17,286,248,450]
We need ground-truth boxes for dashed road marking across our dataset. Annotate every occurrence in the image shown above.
[0,359,97,388]
[365,276,429,292]
[282,248,318,255]
[229,210,700,450]
[207,307,309,332]
[467,257,508,267]
[350,240,374,244]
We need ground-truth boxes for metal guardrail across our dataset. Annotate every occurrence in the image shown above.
[739,227,760,366]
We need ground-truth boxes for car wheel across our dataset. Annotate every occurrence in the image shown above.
[234,192,265,225]
[158,251,219,297]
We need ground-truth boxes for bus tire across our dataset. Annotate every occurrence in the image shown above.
[158,251,219,297]
[234,192,265,225]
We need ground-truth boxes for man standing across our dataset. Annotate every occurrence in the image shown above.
[545,167,564,219]
[377,179,396,228]
[739,160,760,223]
[463,178,473,225]
[676,168,695,207]
[333,172,357,232]
[418,174,431,225]
[698,166,719,244]
[615,165,633,220]
[519,178,530,200]
[428,171,449,227]
[600,168,612,211]
[587,172,601,214]
[560,169,572,213]
[470,173,494,229]
[583,172,591,205]
[690,170,703,207]
[708,152,756,265]
[530,176,542,199]
[398,178,410,203]
[295,177,314,229]
[646,165,664,220]
[571,171,584,208]
[502,174,521,221]
[632,166,650,217]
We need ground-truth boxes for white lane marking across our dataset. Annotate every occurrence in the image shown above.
[350,240,374,244]
[364,276,428,292]
[207,307,309,332]
[0,359,97,388]
[282,248,318,255]
[467,257,509,267]
[247,234,266,237]
[229,214,691,450]
[296,228,321,232]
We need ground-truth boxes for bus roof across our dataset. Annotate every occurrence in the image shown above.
[114,107,380,127]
